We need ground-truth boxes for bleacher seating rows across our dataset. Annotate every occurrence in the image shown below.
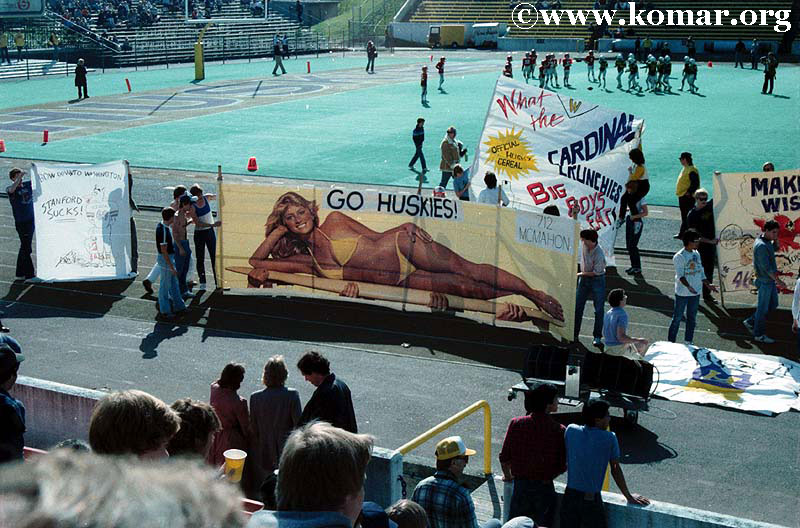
[408,0,793,41]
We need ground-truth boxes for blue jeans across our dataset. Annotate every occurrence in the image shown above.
[744,280,778,337]
[174,240,192,295]
[668,294,699,343]
[625,217,643,270]
[575,275,606,339]
[508,479,557,527]
[409,145,427,170]
[157,254,186,316]
[15,221,35,278]
[193,228,217,286]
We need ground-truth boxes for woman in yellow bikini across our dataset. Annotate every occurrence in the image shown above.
[247,192,564,323]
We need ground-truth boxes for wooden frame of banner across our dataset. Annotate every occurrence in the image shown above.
[216,165,225,290]
[225,267,564,327]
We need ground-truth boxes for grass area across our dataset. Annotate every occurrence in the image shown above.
[1,55,798,205]
[311,0,407,43]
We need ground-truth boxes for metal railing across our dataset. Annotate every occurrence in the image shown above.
[397,400,492,475]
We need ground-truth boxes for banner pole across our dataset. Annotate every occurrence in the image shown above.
[713,170,725,308]
[217,165,224,290]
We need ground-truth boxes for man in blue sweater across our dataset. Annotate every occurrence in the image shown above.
[409,118,428,172]
[744,220,786,343]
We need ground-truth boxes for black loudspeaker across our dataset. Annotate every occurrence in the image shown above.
[583,354,653,398]
[523,344,570,382]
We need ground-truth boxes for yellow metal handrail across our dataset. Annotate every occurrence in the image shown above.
[396,400,492,475]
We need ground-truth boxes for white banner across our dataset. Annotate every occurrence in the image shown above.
[469,76,644,265]
[31,160,133,282]
[645,341,800,415]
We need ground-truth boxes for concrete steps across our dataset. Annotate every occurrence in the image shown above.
[0,59,95,81]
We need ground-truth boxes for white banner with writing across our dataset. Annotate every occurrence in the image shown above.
[645,341,800,415]
[469,75,644,265]
[31,160,133,282]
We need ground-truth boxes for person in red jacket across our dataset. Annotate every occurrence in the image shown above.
[435,56,446,92]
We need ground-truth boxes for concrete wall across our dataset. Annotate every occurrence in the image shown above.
[10,376,105,449]
[365,447,403,507]
[393,0,423,23]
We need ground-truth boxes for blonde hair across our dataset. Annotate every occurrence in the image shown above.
[263,355,289,388]
[0,450,244,528]
[277,421,374,512]
[265,191,320,258]
[693,188,709,198]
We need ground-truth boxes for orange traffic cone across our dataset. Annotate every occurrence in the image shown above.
[707,61,713,67]
[307,61,311,73]
[247,157,258,172]
[43,130,49,144]
[0,139,5,153]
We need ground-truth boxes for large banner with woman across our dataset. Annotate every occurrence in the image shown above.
[469,76,645,265]
[714,168,800,308]
[217,181,579,339]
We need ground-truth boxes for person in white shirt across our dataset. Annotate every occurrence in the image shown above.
[477,171,510,206]
[668,229,717,345]
[792,272,800,354]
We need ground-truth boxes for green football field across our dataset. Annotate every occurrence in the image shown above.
[1,52,798,205]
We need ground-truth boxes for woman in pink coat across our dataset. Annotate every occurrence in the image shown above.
[207,363,250,467]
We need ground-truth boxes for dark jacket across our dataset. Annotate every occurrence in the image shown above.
[299,373,357,433]
[413,126,425,147]
[74,64,87,86]
[0,388,25,464]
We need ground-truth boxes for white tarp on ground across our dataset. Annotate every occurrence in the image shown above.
[31,160,133,282]
[469,75,644,265]
[645,341,800,415]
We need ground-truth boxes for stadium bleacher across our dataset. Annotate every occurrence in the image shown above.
[408,0,793,41]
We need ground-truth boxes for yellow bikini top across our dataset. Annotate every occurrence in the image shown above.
[310,229,361,280]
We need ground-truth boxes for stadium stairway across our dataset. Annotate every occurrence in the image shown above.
[0,59,93,80]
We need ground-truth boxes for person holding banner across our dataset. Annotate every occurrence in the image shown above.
[6,168,35,280]
[246,192,564,323]
[675,152,700,238]
[743,220,786,344]
[439,127,461,190]
[575,229,606,347]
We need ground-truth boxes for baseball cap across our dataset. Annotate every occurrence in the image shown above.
[0,343,24,372]
[435,436,476,461]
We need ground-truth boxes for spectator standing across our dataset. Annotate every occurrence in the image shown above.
[0,344,25,464]
[686,188,718,303]
[89,390,180,459]
[750,38,759,69]
[686,36,696,59]
[0,32,10,64]
[409,118,428,172]
[366,40,377,73]
[452,164,470,201]
[296,0,302,22]
[603,289,648,356]
[477,171,510,206]
[743,220,786,343]
[642,35,651,59]
[734,38,745,68]
[49,32,60,61]
[13,31,23,62]
[6,168,35,280]
[439,126,460,189]
[668,229,717,345]
[420,66,429,105]
[188,184,221,289]
[297,351,357,433]
[760,52,778,94]
[623,181,648,276]
[674,151,700,238]
[75,58,89,99]
[173,195,194,299]
[249,355,301,479]
[792,270,800,354]
[575,229,606,348]
[499,384,565,526]
[208,363,251,467]
[155,208,186,319]
[634,36,641,61]
[167,398,221,459]
[413,436,503,528]
[246,422,374,528]
[282,34,290,59]
[143,186,188,294]
[561,399,649,528]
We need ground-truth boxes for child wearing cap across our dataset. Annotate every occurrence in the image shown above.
[421,66,428,105]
